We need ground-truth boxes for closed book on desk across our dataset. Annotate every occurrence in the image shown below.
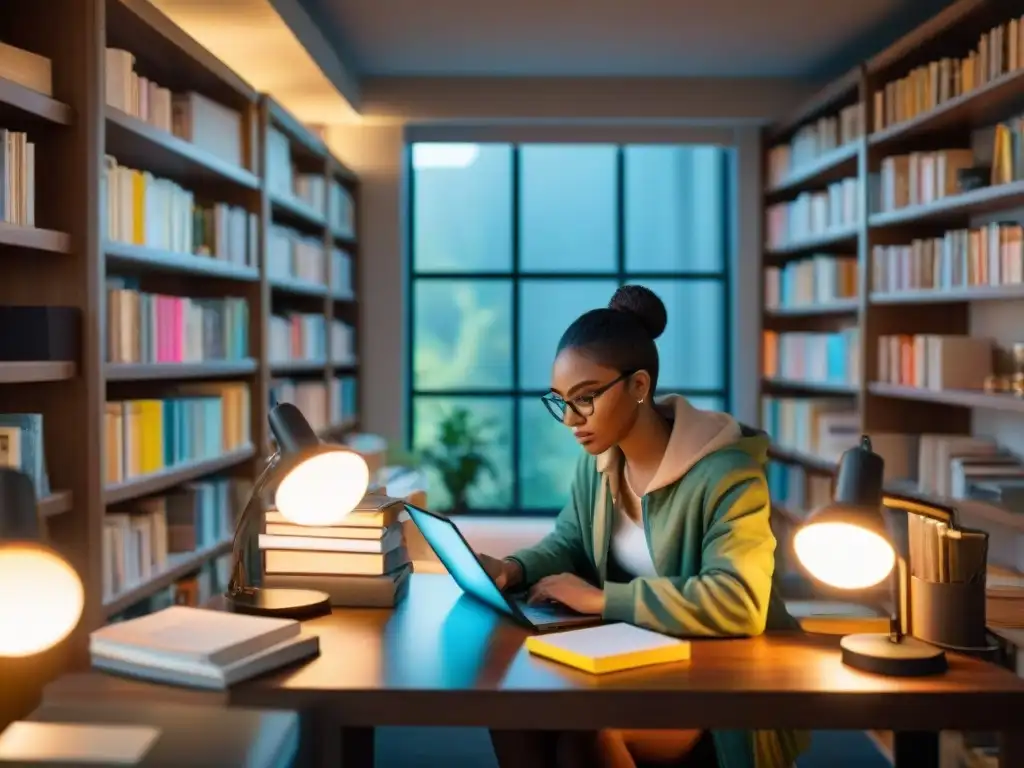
[89,606,318,690]
[264,545,409,576]
[0,700,298,767]
[525,623,691,674]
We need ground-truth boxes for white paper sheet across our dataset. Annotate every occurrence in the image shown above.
[0,721,160,764]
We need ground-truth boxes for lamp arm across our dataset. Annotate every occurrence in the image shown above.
[881,491,955,526]
[227,453,279,595]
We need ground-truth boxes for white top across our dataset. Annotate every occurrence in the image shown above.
[610,470,657,578]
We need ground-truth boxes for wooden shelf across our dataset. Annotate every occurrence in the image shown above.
[104,445,256,505]
[39,491,73,519]
[764,226,859,256]
[270,359,327,375]
[870,285,1024,304]
[0,361,76,384]
[869,68,1024,149]
[869,181,1024,227]
[106,106,260,190]
[0,76,72,126]
[868,382,1024,413]
[269,192,327,230]
[106,360,258,382]
[0,223,71,254]
[765,299,860,317]
[105,241,260,281]
[765,142,860,197]
[762,377,859,395]
[102,539,232,618]
[269,276,329,298]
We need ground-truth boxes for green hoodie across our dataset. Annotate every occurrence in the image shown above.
[508,395,809,768]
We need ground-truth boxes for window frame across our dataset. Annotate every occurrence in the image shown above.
[407,143,733,515]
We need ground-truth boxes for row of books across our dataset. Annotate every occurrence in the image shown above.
[259,494,410,608]
[766,460,833,520]
[764,255,858,309]
[764,399,916,479]
[268,315,356,365]
[103,384,251,485]
[872,16,1024,133]
[332,375,358,425]
[266,227,354,296]
[762,329,860,386]
[105,278,248,364]
[765,177,860,249]
[105,48,244,169]
[0,413,49,499]
[265,127,356,235]
[917,435,1024,508]
[268,224,327,284]
[874,149,974,212]
[877,334,993,392]
[766,103,864,188]
[0,128,34,227]
[331,320,357,365]
[103,156,258,266]
[102,477,247,602]
[266,128,324,214]
[109,553,232,622]
[332,248,355,298]
[269,313,327,363]
[870,223,1024,293]
[270,379,331,433]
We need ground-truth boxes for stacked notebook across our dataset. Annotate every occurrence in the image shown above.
[260,493,411,608]
[89,605,318,689]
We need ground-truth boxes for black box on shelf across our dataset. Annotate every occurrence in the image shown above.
[0,306,78,362]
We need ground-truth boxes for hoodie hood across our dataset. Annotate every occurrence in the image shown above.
[596,394,770,495]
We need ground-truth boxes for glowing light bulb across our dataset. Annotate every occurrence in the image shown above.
[0,544,84,657]
[794,522,895,590]
[275,449,370,526]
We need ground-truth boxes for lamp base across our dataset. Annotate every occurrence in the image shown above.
[224,587,331,620]
[840,633,948,677]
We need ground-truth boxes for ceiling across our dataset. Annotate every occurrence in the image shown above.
[298,0,955,80]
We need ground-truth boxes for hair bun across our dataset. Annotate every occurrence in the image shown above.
[608,284,667,340]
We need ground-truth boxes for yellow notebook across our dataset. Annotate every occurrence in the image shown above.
[524,622,691,674]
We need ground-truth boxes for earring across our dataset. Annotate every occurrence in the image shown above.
[637,398,644,404]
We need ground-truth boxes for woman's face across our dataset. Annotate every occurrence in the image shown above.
[547,348,647,455]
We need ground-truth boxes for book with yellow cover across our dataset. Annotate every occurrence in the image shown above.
[524,623,691,674]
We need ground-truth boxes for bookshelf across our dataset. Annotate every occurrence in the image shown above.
[0,0,361,693]
[761,0,1024,762]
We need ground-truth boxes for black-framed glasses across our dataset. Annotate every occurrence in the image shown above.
[540,371,635,422]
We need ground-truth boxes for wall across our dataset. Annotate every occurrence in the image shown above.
[324,78,814,443]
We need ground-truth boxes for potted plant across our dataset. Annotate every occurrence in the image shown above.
[418,407,495,514]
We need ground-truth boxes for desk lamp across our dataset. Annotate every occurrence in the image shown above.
[225,403,370,618]
[0,468,84,657]
[793,436,950,677]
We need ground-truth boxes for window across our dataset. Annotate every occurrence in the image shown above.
[409,142,731,513]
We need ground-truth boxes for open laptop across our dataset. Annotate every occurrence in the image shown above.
[405,503,603,633]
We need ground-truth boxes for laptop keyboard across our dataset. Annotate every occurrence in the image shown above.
[517,600,579,621]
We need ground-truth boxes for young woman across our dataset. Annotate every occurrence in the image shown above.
[478,285,806,768]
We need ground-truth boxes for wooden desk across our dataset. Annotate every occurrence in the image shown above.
[46,575,1024,768]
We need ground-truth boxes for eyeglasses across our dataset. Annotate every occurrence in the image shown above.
[541,371,635,423]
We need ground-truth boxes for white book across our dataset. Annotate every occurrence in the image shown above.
[92,633,319,691]
[90,605,299,667]
[258,525,402,554]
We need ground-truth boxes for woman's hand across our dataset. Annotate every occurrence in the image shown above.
[477,553,522,591]
[528,573,606,615]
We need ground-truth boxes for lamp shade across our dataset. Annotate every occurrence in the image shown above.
[0,469,84,657]
[268,403,370,527]
[794,436,896,590]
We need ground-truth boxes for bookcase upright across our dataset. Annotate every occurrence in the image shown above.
[0,0,362,707]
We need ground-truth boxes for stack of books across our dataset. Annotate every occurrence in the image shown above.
[89,605,318,689]
[260,493,411,608]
